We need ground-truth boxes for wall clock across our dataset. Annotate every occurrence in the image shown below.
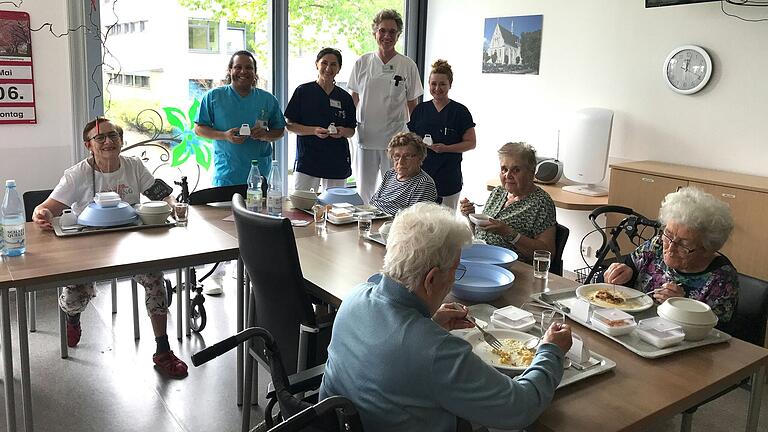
[663,45,713,95]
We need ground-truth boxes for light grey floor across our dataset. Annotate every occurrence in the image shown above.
[1,267,767,432]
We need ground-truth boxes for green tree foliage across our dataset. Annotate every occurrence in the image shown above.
[176,0,404,66]
[520,30,542,71]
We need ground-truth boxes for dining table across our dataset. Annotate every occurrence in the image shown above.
[193,203,768,432]
[0,213,241,432]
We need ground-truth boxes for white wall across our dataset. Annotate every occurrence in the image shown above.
[0,3,74,195]
[425,0,768,273]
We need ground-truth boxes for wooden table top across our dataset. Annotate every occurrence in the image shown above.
[288,228,768,432]
[486,179,608,211]
[3,216,239,288]
[0,258,12,289]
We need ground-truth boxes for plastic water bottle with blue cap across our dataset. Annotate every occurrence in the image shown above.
[266,160,282,217]
[1,179,26,256]
[246,160,262,212]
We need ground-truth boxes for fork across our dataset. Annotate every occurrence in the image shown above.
[471,318,503,350]
[622,289,662,301]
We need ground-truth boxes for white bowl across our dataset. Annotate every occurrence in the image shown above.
[657,307,717,341]
[289,193,316,210]
[135,201,172,225]
[657,297,718,326]
[468,213,491,226]
[136,210,171,225]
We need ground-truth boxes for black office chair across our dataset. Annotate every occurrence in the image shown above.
[232,194,333,374]
[551,223,570,277]
[680,273,768,432]
[192,327,355,432]
[187,184,248,205]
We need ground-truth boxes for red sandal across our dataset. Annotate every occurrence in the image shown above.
[153,350,189,379]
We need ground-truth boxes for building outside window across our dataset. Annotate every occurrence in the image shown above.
[225,25,246,53]
[188,19,219,52]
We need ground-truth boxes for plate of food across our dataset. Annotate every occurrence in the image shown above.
[575,283,654,313]
[461,328,537,374]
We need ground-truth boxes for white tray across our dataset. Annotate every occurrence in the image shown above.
[299,208,391,225]
[532,288,731,359]
[363,232,387,246]
[53,216,176,237]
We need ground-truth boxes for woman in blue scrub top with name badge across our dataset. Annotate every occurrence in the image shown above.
[194,50,286,186]
[285,47,357,192]
[407,59,476,209]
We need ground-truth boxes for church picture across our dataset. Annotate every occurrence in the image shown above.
[482,15,543,75]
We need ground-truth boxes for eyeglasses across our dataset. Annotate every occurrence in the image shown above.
[88,131,120,143]
[392,153,418,162]
[661,230,697,255]
[376,28,399,36]
[455,264,467,281]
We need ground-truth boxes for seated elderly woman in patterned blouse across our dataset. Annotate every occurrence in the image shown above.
[602,187,738,324]
[460,142,556,262]
[369,132,438,215]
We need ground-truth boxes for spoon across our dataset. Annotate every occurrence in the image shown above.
[524,336,541,350]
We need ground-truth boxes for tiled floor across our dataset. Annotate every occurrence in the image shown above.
[1,265,767,432]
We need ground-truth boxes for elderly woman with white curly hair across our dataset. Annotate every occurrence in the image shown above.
[604,187,738,323]
[320,202,572,432]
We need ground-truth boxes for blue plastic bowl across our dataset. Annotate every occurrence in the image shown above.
[317,188,364,206]
[452,262,515,302]
[461,244,518,267]
[77,201,138,227]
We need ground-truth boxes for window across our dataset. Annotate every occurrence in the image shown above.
[188,19,219,52]
[129,22,136,33]
[225,27,246,53]
[188,79,214,99]
[122,23,129,33]
[139,21,146,32]
[124,74,135,86]
[135,76,150,88]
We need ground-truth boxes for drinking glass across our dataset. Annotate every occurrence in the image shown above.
[312,204,327,230]
[533,250,551,279]
[357,212,374,237]
[174,202,189,227]
[540,309,565,335]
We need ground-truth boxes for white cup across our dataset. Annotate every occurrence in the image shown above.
[239,124,250,136]
[60,209,77,227]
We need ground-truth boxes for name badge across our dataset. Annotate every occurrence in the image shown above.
[381,64,395,74]
[329,99,342,109]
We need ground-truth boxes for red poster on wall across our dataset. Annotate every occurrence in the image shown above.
[0,10,36,125]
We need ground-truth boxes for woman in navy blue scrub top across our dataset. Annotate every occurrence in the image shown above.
[285,48,357,192]
[407,59,476,209]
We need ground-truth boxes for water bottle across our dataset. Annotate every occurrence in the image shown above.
[0,206,4,254]
[266,160,282,217]
[2,179,26,256]
[246,160,262,212]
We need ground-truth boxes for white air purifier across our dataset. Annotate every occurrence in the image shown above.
[560,107,614,197]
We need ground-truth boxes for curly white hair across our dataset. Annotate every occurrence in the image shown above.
[659,187,733,252]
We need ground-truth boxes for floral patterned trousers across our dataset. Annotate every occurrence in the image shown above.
[58,272,168,317]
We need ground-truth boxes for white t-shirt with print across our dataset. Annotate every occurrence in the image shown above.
[50,155,156,215]
[348,52,423,150]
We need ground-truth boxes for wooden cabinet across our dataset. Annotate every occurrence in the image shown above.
[609,161,768,281]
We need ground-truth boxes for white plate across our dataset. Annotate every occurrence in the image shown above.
[575,283,654,313]
[468,213,491,227]
[461,328,537,374]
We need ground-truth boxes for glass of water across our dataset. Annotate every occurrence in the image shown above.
[174,202,189,227]
[540,309,565,335]
[357,212,374,237]
[533,250,551,279]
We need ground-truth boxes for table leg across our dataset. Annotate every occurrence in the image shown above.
[131,279,140,340]
[58,288,67,359]
[746,365,765,432]
[16,287,34,432]
[111,279,117,314]
[175,269,182,340]
[236,258,244,405]
[27,292,36,333]
[185,267,192,337]
[1,289,17,432]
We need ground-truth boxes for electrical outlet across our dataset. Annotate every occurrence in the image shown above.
[581,246,592,257]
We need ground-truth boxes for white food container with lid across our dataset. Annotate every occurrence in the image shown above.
[636,317,685,348]
[490,306,535,332]
[591,308,637,336]
[94,192,121,208]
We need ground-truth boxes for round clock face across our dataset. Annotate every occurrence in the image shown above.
[663,45,713,95]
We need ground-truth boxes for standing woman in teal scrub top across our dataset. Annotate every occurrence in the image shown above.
[194,50,286,186]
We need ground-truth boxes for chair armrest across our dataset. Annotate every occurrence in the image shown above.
[266,363,326,399]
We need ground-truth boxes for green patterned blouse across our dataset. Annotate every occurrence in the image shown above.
[475,186,557,254]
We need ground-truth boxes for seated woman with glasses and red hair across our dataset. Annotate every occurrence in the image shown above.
[369,132,437,215]
[603,187,738,324]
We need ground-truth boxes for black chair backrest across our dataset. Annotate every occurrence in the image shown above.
[188,184,247,205]
[551,223,570,277]
[722,273,768,346]
[232,194,318,375]
[268,396,363,432]
[22,189,54,222]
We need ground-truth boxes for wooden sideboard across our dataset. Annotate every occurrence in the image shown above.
[608,161,768,281]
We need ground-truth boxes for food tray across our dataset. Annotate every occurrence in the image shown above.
[531,288,731,359]
[452,304,616,389]
[363,232,387,246]
[53,216,176,237]
[299,208,391,225]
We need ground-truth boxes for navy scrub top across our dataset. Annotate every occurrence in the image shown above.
[284,82,357,179]
[407,100,475,196]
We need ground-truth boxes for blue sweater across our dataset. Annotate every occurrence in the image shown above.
[320,275,565,431]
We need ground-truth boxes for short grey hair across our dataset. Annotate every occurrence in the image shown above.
[387,131,428,164]
[498,142,537,173]
[383,202,473,291]
[659,187,734,252]
[372,9,403,33]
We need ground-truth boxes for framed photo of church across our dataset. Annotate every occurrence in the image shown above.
[483,15,543,75]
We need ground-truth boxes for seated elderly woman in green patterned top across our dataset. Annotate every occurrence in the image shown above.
[460,142,556,262]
